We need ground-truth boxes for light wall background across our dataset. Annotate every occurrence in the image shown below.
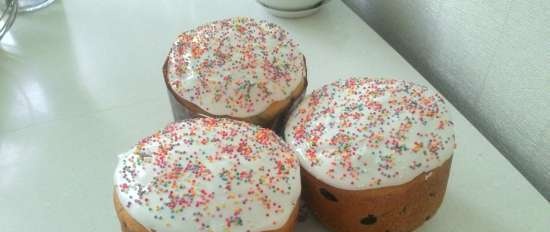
[343,0,550,200]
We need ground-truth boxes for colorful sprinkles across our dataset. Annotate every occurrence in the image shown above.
[285,78,456,190]
[115,118,301,232]
[165,17,306,117]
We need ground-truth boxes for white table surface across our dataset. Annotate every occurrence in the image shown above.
[0,0,548,231]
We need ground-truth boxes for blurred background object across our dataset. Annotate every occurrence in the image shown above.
[0,0,17,40]
[1,0,56,41]
[18,0,55,12]
[257,0,330,18]
[258,0,324,10]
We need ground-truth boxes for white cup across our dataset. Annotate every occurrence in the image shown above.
[258,0,324,11]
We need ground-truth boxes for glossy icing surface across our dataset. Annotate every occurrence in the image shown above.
[285,78,456,190]
[165,17,306,117]
[114,118,301,232]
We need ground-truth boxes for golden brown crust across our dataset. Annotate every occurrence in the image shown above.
[163,55,308,129]
[113,190,299,232]
[301,158,453,232]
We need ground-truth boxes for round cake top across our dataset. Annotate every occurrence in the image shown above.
[164,17,306,118]
[285,78,456,191]
[114,118,301,232]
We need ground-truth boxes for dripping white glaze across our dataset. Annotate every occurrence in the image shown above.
[165,17,306,117]
[285,78,455,190]
[114,118,301,232]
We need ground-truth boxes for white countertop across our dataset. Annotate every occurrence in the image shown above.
[0,0,548,231]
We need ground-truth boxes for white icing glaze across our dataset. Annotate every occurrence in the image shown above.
[284,78,456,190]
[165,17,306,117]
[114,118,301,232]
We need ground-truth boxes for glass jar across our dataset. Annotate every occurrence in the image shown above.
[18,0,55,12]
[0,0,17,40]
